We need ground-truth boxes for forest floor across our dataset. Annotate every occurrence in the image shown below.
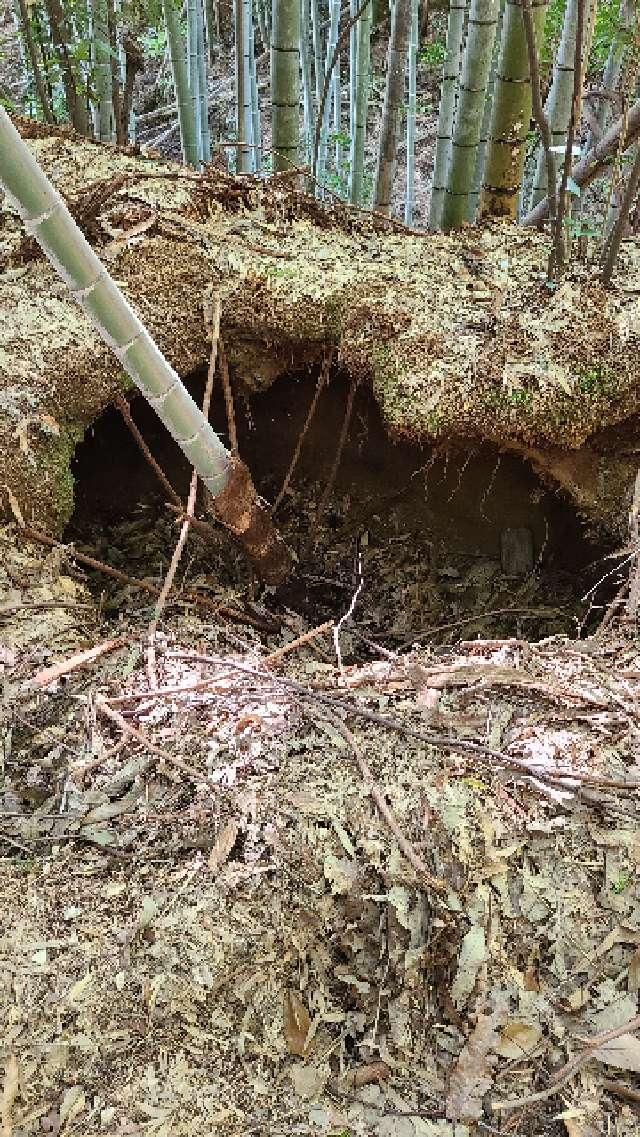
[2,507,640,1137]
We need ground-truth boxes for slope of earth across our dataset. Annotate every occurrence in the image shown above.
[1,121,640,536]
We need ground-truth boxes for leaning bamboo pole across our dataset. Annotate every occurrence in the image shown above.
[0,109,292,583]
[521,98,640,225]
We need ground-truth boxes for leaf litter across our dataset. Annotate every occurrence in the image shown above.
[2,525,640,1137]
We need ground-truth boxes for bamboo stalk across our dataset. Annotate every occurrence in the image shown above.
[441,0,501,230]
[428,0,465,229]
[404,0,419,223]
[14,0,56,123]
[163,0,200,165]
[373,0,412,214]
[271,0,300,172]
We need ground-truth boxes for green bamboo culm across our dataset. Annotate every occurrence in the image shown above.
[480,0,547,220]
[271,0,301,171]
[527,0,598,210]
[428,0,466,229]
[405,0,419,224]
[349,0,372,204]
[468,0,504,222]
[14,0,56,124]
[0,109,292,583]
[90,0,115,140]
[236,0,254,172]
[441,0,501,230]
[373,0,412,214]
[163,0,200,166]
[314,0,340,189]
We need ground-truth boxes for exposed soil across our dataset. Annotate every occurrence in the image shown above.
[67,367,614,647]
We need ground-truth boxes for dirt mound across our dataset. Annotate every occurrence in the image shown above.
[1,123,640,539]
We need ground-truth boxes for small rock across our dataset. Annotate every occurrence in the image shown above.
[501,527,534,577]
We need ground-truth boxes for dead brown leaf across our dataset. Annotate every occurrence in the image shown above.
[208,821,239,873]
[283,990,312,1057]
[1,1055,19,1137]
[344,1062,391,1088]
[446,1006,505,1122]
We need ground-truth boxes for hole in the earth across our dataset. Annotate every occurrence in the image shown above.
[67,365,613,644]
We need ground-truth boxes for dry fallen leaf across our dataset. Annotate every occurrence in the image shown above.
[594,1033,640,1074]
[208,820,239,873]
[446,1006,505,1122]
[283,990,312,1057]
[344,1062,391,1088]
[1,1055,19,1137]
[3,486,24,526]
[289,1062,329,1099]
[495,1019,542,1059]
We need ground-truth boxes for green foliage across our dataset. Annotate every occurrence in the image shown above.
[577,362,618,396]
[611,872,630,894]
[507,388,533,407]
[565,216,598,239]
[419,39,445,67]
[590,0,626,69]
[329,129,350,148]
[541,0,566,70]
[140,25,168,58]
[542,0,633,75]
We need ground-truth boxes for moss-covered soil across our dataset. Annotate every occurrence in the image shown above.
[1,121,640,537]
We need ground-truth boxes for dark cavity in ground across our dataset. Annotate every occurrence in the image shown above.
[66,365,614,647]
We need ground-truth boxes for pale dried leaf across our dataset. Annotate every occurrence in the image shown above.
[289,1062,329,1099]
[594,1033,640,1073]
[208,821,239,873]
[628,947,640,993]
[1,1055,19,1137]
[65,973,92,1004]
[58,1086,85,1128]
[323,853,360,895]
[495,1020,542,1059]
[451,925,486,1008]
[446,1007,505,1122]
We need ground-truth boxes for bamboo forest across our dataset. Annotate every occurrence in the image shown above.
[2,0,640,1132]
